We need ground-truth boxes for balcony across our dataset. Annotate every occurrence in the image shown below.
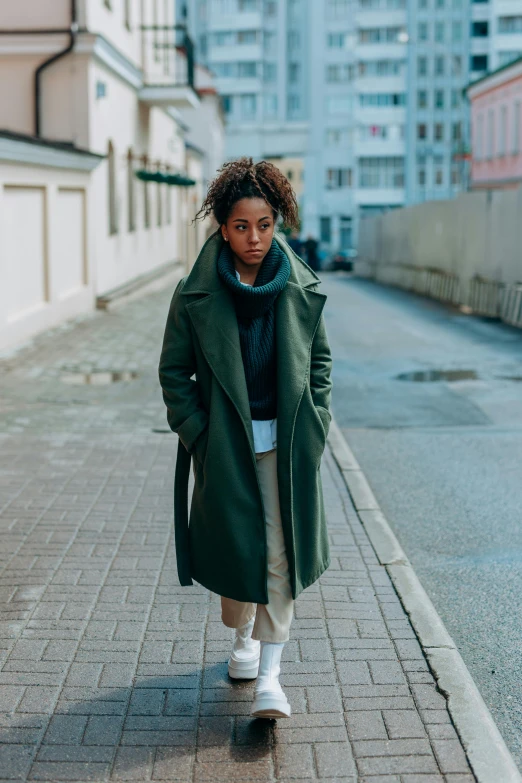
[138,25,199,109]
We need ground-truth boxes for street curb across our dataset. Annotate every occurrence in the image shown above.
[327,417,522,783]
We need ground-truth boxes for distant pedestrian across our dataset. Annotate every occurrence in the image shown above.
[287,230,303,257]
[159,157,332,720]
[304,235,320,271]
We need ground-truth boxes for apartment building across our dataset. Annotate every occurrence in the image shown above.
[405,0,471,203]
[470,0,522,78]
[186,0,522,253]
[0,0,223,352]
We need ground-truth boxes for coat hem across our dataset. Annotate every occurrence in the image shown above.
[293,557,331,600]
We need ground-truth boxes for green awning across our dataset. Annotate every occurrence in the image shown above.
[135,169,196,187]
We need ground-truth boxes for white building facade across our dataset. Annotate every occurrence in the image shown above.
[0,0,224,352]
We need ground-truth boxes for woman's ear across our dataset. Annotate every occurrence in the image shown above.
[220,225,229,242]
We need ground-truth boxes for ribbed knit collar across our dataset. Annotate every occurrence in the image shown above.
[217,239,291,320]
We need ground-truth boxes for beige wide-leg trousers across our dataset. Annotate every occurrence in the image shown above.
[221,448,294,643]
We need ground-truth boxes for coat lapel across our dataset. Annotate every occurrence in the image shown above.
[186,289,255,453]
[275,282,327,449]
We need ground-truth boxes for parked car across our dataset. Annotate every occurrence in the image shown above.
[328,249,357,272]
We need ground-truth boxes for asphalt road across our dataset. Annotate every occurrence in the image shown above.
[322,271,522,769]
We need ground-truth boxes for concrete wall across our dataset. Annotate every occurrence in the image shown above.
[357,186,522,324]
[358,186,522,286]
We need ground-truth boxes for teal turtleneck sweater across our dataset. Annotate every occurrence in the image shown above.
[217,239,291,421]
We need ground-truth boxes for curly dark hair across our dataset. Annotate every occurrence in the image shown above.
[195,157,299,230]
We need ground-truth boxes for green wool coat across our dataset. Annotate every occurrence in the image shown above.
[158,230,333,603]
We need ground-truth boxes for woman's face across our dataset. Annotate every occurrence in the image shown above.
[221,198,275,267]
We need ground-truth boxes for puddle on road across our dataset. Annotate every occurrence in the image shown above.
[396,369,479,382]
[61,371,139,385]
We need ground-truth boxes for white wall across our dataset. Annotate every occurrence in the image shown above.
[0,161,93,353]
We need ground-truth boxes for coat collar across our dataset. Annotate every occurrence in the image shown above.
[182,230,326,457]
[181,229,320,295]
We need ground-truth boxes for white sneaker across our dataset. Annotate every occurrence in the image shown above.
[251,641,291,719]
[228,615,260,680]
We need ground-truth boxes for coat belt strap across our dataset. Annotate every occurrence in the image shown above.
[174,439,193,585]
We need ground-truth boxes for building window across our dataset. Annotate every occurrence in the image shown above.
[340,216,352,249]
[266,0,277,14]
[326,168,352,188]
[240,94,257,118]
[451,88,460,109]
[476,114,484,160]
[264,62,277,81]
[320,216,332,243]
[359,59,404,77]
[359,123,404,139]
[417,56,428,77]
[418,168,426,185]
[327,95,353,113]
[452,121,461,141]
[513,101,520,154]
[471,54,488,71]
[264,93,278,117]
[436,0,444,6]
[499,107,507,156]
[417,123,428,140]
[487,109,494,158]
[222,95,233,114]
[327,0,350,16]
[166,171,172,225]
[435,167,444,186]
[435,21,444,42]
[435,55,445,75]
[498,17,522,34]
[419,0,428,7]
[288,0,300,18]
[358,157,405,188]
[288,62,300,83]
[157,183,163,227]
[238,61,258,77]
[452,21,462,42]
[325,127,352,146]
[326,64,354,82]
[237,30,260,44]
[434,122,444,141]
[434,89,444,109]
[472,21,489,37]
[418,90,428,109]
[328,32,349,48]
[359,93,406,107]
[451,167,460,185]
[287,30,300,49]
[418,22,429,41]
[127,149,135,233]
[287,94,301,116]
[239,0,260,10]
[451,55,462,76]
[359,27,403,43]
[108,140,118,235]
[264,31,277,52]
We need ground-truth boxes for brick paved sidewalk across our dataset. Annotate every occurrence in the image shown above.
[0,288,474,782]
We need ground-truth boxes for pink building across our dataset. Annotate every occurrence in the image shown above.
[467,56,522,190]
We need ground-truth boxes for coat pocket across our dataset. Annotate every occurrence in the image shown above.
[314,405,332,440]
[192,426,209,468]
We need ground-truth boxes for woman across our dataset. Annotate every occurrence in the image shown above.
[159,158,332,719]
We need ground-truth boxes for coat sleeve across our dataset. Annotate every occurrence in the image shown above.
[310,309,333,436]
[158,278,209,453]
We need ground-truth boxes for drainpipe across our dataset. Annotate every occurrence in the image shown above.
[34,0,78,137]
